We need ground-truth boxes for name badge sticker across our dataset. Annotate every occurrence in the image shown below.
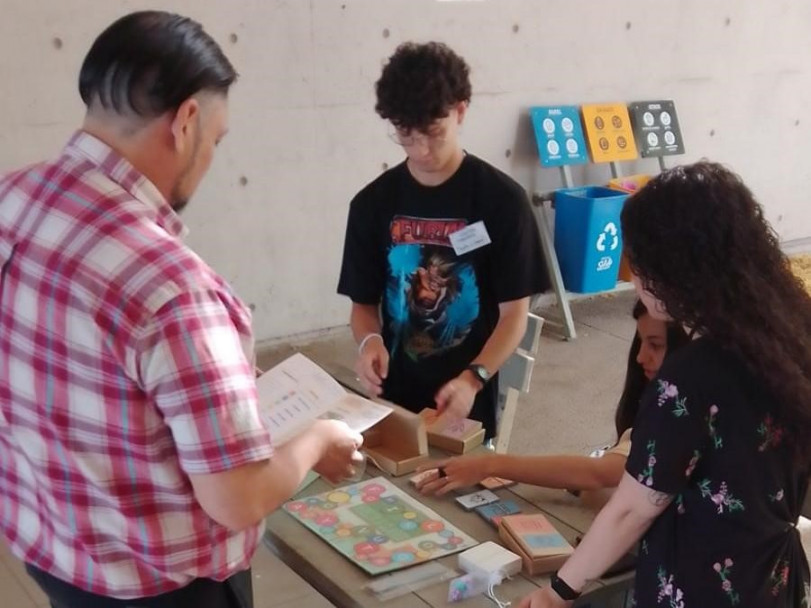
[449,221,491,256]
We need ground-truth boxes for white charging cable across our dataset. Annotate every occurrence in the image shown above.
[485,573,511,608]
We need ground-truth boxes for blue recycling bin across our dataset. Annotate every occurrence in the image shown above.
[553,186,628,293]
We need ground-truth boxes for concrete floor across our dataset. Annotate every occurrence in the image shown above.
[0,292,637,607]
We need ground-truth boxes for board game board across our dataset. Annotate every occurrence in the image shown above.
[283,476,478,575]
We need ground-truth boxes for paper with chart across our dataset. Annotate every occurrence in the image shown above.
[284,476,478,575]
[257,353,392,445]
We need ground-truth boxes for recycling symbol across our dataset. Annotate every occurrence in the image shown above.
[596,222,619,252]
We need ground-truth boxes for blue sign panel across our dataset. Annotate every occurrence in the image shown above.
[530,106,589,168]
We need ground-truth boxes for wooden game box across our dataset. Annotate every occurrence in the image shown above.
[363,404,429,476]
[419,408,486,454]
[497,513,574,575]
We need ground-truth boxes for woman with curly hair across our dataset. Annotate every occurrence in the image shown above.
[416,300,689,508]
[521,161,811,608]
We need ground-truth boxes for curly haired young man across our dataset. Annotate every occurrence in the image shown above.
[338,42,549,439]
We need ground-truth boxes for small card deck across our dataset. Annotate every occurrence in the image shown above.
[454,489,500,511]
[474,500,522,528]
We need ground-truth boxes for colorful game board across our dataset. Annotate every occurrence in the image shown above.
[283,476,478,575]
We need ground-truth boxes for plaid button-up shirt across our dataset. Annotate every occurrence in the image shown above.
[0,132,273,598]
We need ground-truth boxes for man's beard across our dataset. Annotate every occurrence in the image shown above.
[170,197,189,214]
[169,124,201,214]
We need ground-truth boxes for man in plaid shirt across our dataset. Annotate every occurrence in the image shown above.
[0,11,363,608]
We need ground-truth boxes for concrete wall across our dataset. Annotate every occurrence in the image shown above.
[2,0,810,342]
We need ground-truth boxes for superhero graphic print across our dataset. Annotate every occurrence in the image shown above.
[386,215,479,360]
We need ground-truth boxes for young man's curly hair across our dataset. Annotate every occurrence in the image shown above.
[375,42,471,132]
[621,160,811,468]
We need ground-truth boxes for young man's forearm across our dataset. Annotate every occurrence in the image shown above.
[350,303,382,343]
[470,297,529,373]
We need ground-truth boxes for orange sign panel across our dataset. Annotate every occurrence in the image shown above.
[581,103,639,163]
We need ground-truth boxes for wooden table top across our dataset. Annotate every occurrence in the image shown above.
[264,456,633,608]
[262,354,633,606]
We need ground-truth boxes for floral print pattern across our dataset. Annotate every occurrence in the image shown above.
[657,380,679,407]
[714,559,741,605]
[708,405,723,449]
[685,450,701,478]
[629,341,809,608]
[770,559,790,596]
[698,479,745,514]
[757,414,785,452]
[657,380,689,417]
[638,440,657,487]
[657,567,685,608]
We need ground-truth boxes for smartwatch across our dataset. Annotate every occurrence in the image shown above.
[466,363,490,387]
[550,571,581,601]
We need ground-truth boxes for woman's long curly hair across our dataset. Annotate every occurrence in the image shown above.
[621,161,811,467]
[614,300,690,439]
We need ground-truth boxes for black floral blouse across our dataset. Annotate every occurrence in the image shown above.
[626,338,810,607]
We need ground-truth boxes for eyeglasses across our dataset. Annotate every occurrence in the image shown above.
[387,127,448,148]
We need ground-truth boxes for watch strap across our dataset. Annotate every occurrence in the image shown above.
[465,363,490,384]
[550,571,581,601]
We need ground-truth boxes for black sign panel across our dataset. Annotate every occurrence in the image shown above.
[628,100,685,157]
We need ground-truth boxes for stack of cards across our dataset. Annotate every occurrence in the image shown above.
[474,500,522,528]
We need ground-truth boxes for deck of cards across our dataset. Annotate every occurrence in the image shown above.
[475,500,522,528]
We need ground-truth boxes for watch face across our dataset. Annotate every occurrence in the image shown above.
[470,365,489,382]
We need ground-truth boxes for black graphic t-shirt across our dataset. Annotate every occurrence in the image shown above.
[626,338,810,607]
[337,154,548,437]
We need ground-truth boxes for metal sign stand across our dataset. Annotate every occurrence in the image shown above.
[532,164,578,340]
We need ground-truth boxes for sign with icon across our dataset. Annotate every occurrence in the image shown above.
[628,100,685,157]
[580,103,638,163]
[529,106,589,168]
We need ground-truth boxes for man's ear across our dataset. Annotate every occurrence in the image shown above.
[456,101,469,125]
[170,97,201,153]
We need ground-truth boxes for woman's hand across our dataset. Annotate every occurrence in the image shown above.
[416,454,497,496]
[517,586,572,608]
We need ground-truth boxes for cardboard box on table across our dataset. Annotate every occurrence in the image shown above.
[419,408,486,454]
[363,404,429,476]
[497,513,575,576]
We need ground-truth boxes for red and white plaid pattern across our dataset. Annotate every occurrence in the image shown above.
[0,132,273,598]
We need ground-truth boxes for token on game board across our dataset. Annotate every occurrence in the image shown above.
[409,469,438,486]
[479,476,516,490]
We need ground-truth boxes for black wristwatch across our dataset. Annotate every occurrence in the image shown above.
[550,571,581,601]
[465,363,490,387]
